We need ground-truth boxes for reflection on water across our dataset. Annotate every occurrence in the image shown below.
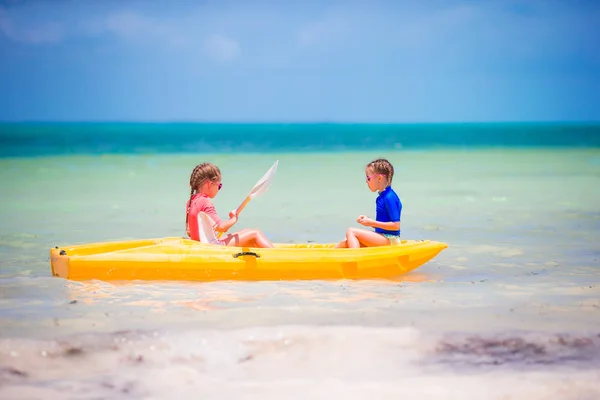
[64,270,434,311]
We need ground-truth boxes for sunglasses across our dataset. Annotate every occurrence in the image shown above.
[366,174,384,181]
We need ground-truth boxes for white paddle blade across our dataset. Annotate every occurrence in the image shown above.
[233,160,279,217]
[248,160,278,198]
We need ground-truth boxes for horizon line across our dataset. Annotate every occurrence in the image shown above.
[1,120,600,125]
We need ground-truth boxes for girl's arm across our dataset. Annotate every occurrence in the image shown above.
[373,220,400,231]
[214,217,237,232]
[357,215,400,231]
[366,219,400,231]
[214,210,238,232]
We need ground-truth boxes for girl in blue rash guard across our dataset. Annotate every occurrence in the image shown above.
[335,158,402,248]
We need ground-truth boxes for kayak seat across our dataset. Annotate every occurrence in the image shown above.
[197,212,223,245]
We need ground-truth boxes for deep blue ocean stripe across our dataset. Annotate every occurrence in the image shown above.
[1,122,599,157]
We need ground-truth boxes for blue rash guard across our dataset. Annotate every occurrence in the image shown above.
[375,186,402,236]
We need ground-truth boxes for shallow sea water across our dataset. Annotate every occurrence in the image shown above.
[1,148,599,399]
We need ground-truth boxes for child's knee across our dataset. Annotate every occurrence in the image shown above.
[247,229,261,239]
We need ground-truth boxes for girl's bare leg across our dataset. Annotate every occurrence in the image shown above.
[344,227,389,248]
[334,239,348,248]
[334,228,383,248]
[223,229,274,248]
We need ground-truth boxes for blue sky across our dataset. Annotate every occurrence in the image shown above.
[0,0,599,122]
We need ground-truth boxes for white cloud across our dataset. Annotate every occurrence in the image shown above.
[0,5,193,48]
[1,1,596,70]
[203,34,241,63]
[104,12,151,39]
[82,10,189,48]
[0,7,65,44]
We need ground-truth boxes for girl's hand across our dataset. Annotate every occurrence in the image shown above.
[229,210,238,219]
[357,215,373,227]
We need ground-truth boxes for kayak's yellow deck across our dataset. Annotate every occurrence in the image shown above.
[50,237,448,282]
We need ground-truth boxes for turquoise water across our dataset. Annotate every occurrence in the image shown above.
[1,123,599,399]
[1,122,599,157]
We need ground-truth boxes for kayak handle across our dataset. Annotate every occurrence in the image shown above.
[233,251,261,259]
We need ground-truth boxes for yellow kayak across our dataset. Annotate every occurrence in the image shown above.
[49,237,448,282]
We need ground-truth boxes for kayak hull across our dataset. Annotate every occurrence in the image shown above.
[50,237,448,282]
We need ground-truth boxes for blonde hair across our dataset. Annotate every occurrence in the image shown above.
[367,158,394,184]
[185,163,221,234]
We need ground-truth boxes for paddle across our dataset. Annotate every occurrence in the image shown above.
[219,160,279,235]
